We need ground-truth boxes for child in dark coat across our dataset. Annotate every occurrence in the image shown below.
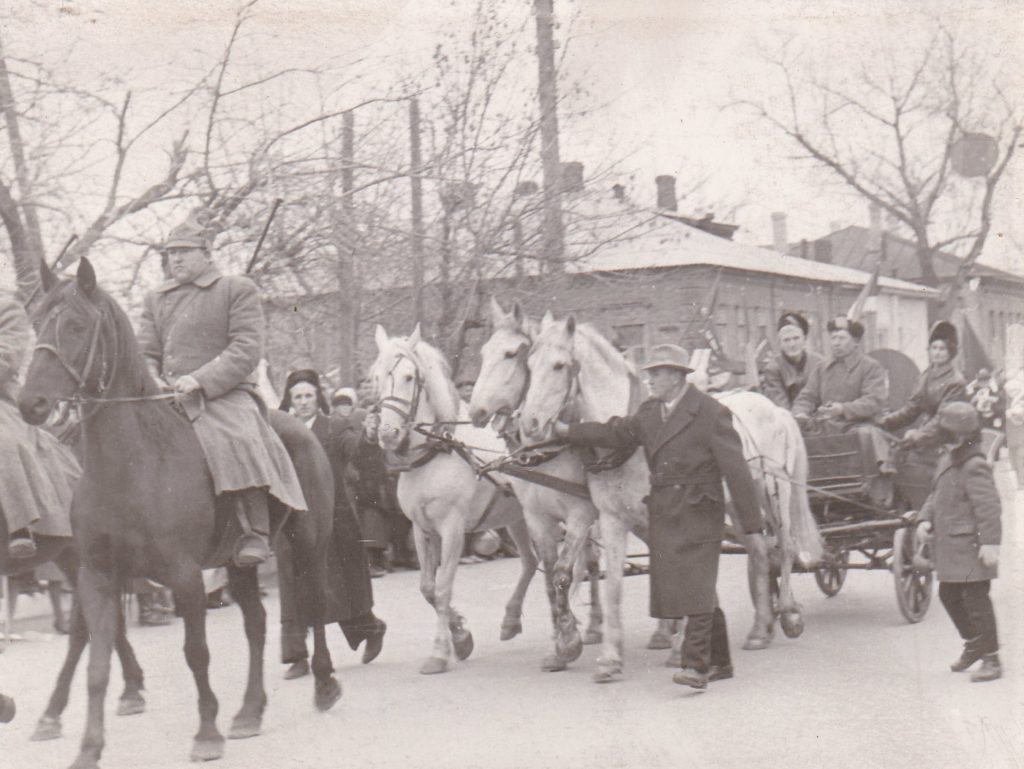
[917,402,1003,682]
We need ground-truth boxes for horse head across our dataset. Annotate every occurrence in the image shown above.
[469,298,533,430]
[519,311,578,441]
[371,323,425,451]
[19,258,109,425]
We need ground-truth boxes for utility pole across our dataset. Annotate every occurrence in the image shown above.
[335,109,356,386]
[532,0,565,272]
[0,31,46,301]
[409,97,425,325]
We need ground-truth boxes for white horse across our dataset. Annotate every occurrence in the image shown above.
[519,314,824,683]
[469,299,689,669]
[370,324,539,674]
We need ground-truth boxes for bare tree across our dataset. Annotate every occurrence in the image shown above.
[741,25,1022,315]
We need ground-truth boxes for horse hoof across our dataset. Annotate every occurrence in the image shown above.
[499,618,522,641]
[742,636,771,651]
[583,629,603,645]
[541,654,568,672]
[117,693,146,716]
[453,630,474,661]
[228,715,262,740]
[31,716,62,741]
[314,677,342,712]
[190,736,225,762]
[592,668,622,684]
[420,656,450,675]
[646,631,672,650]
[780,612,805,639]
[556,633,583,663]
[664,651,683,668]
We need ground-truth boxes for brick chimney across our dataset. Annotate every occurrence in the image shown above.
[611,183,626,202]
[771,212,788,253]
[868,202,882,253]
[655,175,677,211]
[560,162,584,193]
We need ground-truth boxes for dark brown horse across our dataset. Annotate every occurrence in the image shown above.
[18,258,340,769]
[0,516,146,741]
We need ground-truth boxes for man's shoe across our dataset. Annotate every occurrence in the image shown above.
[708,664,734,682]
[970,655,1002,683]
[8,532,36,560]
[672,668,709,690]
[234,532,271,567]
[140,609,172,627]
[284,659,310,680]
[950,641,984,672]
[362,619,387,664]
[368,564,387,579]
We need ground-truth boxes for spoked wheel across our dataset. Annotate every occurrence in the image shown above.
[892,525,933,623]
[814,549,849,597]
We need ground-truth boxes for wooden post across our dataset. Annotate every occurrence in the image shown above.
[335,110,357,386]
[532,0,565,272]
[409,97,425,325]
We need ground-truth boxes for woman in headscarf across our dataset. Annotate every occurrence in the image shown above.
[878,321,968,448]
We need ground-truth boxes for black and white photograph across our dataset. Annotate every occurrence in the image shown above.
[0,1,1021,768]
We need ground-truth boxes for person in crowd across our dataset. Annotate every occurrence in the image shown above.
[0,292,79,559]
[760,311,824,410]
[456,377,475,403]
[792,316,887,431]
[278,369,386,677]
[916,402,1003,682]
[552,344,768,689]
[966,368,1005,431]
[331,387,358,417]
[878,321,968,447]
[139,213,306,566]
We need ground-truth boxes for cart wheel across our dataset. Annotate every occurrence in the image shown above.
[814,550,849,597]
[892,526,933,623]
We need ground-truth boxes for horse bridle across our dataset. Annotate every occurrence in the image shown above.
[377,352,423,426]
[34,302,112,397]
[527,342,581,436]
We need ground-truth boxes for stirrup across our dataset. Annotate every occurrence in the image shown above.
[234,532,270,567]
[8,531,37,559]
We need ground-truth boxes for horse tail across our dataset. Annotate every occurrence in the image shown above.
[782,410,824,567]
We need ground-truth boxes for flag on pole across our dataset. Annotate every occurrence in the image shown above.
[847,260,882,322]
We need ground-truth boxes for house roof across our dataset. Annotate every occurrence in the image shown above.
[790,225,1024,285]
[568,214,938,298]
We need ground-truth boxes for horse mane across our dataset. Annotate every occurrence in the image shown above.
[572,322,637,380]
[375,335,459,423]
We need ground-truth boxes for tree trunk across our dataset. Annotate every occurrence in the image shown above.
[0,34,46,301]
[335,110,356,386]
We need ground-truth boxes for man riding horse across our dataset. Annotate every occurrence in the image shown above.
[138,213,306,565]
[0,292,80,559]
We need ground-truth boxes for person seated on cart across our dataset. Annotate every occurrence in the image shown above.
[793,316,894,500]
[877,321,968,448]
[760,311,824,410]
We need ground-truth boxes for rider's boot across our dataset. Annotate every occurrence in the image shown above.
[8,528,37,559]
[233,489,271,567]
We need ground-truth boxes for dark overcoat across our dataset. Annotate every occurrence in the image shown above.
[568,386,764,618]
[919,442,1002,583]
[879,362,968,438]
[761,350,824,409]
[278,412,374,628]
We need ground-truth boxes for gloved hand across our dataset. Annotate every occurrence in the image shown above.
[979,544,999,568]
[794,413,811,430]
[552,420,571,438]
[901,428,926,448]
[174,375,202,395]
[916,520,933,540]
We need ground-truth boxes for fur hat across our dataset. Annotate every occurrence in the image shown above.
[937,401,980,439]
[777,311,810,336]
[331,387,357,406]
[827,316,864,340]
[279,368,329,414]
[928,320,959,358]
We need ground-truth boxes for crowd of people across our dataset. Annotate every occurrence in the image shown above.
[0,210,1012,693]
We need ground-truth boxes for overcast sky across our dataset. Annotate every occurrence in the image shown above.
[3,0,1023,280]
